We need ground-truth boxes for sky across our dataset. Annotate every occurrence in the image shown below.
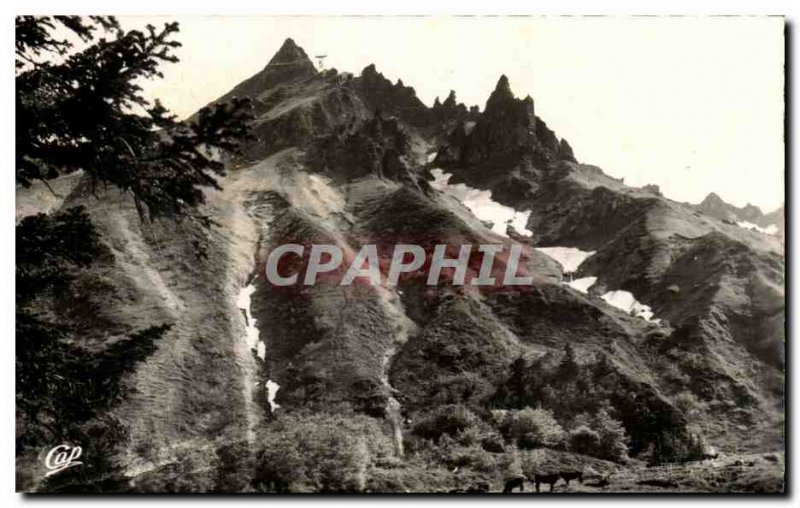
[119,16,785,212]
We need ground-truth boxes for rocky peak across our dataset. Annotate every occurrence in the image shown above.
[260,37,317,81]
[221,37,317,99]
[700,192,725,207]
[695,192,739,222]
[492,74,512,97]
[481,76,536,132]
[361,63,380,79]
[740,203,764,222]
[443,90,457,108]
[431,89,473,127]
[484,75,533,119]
[558,138,577,163]
[354,64,430,127]
[695,192,778,230]
[268,38,310,66]
[433,74,576,179]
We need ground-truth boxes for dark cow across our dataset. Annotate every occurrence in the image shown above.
[533,473,560,492]
[560,471,583,490]
[503,476,525,493]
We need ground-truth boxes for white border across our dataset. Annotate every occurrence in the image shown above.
[2,1,796,507]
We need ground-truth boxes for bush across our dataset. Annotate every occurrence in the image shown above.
[646,429,707,465]
[429,373,494,406]
[480,434,506,453]
[447,446,497,474]
[672,391,700,418]
[568,425,601,455]
[254,411,393,492]
[412,404,482,442]
[503,407,565,450]
[594,407,628,462]
[253,433,305,492]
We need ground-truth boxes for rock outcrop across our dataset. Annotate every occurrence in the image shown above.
[224,38,318,99]
[693,192,783,235]
[353,64,431,128]
[430,90,477,126]
[433,75,577,185]
[307,114,421,188]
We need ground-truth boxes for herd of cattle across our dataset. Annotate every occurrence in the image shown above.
[449,470,604,494]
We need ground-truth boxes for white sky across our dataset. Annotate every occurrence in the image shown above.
[119,16,785,211]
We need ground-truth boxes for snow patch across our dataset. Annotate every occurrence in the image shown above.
[566,276,597,294]
[430,168,532,237]
[736,221,779,236]
[536,247,596,273]
[236,283,260,351]
[237,277,280,412]
[601,290,659,323]
[265,380,281,411]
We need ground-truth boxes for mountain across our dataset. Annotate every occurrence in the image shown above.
[692,192,784,237]
[16,38,784,493]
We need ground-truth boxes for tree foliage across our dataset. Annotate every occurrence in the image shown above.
[498,407,566,450]
[16,16,253,223]
[15,17,252,471]
[253,411,393,493]
[492,348,700,464]
[412,404,483,443]
[568,425,600,455]
[16,207,103,306]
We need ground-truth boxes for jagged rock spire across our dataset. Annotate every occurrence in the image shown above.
[483,75,534,126]
[437,73,577,169]
[266,38,313,68]
[263,37,316,77]
[220,37,317,99]
[701,192,725,205]
[443,90,457,108]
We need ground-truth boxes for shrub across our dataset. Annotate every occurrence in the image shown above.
[480,434,506,453]
[311,434,370,492]
[648,429,707,464]
[254,411,394,493]
[504,407,565,450]
[253,432,305,492]
[594,407,628,462]
[672,391,700,418]
[412,404,482,442]
[447,446,497,474]
[429,373,494,406]
[568,425,601,455]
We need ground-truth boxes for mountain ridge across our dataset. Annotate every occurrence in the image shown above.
[209,36,785,461]
[15,36,785,493]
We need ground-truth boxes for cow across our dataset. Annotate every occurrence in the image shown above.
[503,476,525,493]
[560,471,583,490]
[533,473,560,492]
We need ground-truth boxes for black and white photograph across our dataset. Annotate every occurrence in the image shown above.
[8,5,791,499]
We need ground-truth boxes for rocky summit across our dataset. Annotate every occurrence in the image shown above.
[16,37,784,494]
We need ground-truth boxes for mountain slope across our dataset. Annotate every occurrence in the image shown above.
[17,37,784,493]
[432,71,784,455]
